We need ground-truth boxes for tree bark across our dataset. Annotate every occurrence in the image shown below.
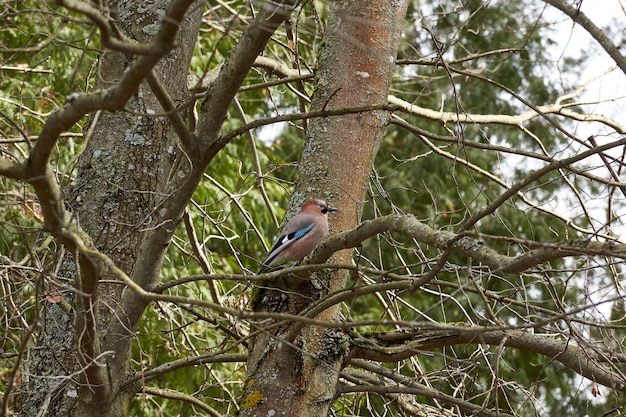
[243,1,409,416]
[19,2,202,416]
[19,0,302,414]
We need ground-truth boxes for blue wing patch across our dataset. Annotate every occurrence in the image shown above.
[290,223,314,240]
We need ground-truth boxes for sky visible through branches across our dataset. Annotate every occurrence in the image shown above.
[544,1,626,404]
[2,1,626,415]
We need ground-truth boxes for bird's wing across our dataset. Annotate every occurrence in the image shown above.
[258,216,315,272]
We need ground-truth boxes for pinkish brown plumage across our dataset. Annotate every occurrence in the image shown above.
[257,199,338,273]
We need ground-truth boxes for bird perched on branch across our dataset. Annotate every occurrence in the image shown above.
[257,199,338,273]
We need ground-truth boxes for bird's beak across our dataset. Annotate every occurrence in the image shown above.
[328,207,339,213]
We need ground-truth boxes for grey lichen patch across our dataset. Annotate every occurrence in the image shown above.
[455,236,484,251]
[124,129,146,145]
[317,329,349,363]
[118,0,168,36]
[374,110,389,123]
[165,49,180,63]
[142,22,161,36]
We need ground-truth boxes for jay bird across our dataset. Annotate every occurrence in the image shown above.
[257,199,338,273]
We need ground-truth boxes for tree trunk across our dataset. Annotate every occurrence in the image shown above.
[19,0,302,414]
[243,1,409,415]
[19,2,202,416]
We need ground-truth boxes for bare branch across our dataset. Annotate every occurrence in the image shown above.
[350,327,626,392]
[140,386,224,417]
[542,0,626,75]
[57,0,176,56]
[145,70,195,152]
[349,359,516,417]
[195,0,302,158]
[456,135,626,234]
[315,214,626,274]
[124,353,246,388]
[389,95,626,133]
[0,25,62,53]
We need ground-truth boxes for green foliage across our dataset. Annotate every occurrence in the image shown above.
[1,1,97,131]
[1,0,624,416]
[0,0,97,253]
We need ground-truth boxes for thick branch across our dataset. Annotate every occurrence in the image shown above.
[388,94,626,133]
[196,0,301,159]
[313,214,626,273]
[187,56,626,135]
[58,0,167,55]
[29,0,195,171]
[145,70,195,151]
[350,327,626,392]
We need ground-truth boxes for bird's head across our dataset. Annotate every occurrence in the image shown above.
[305,199,339,215]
